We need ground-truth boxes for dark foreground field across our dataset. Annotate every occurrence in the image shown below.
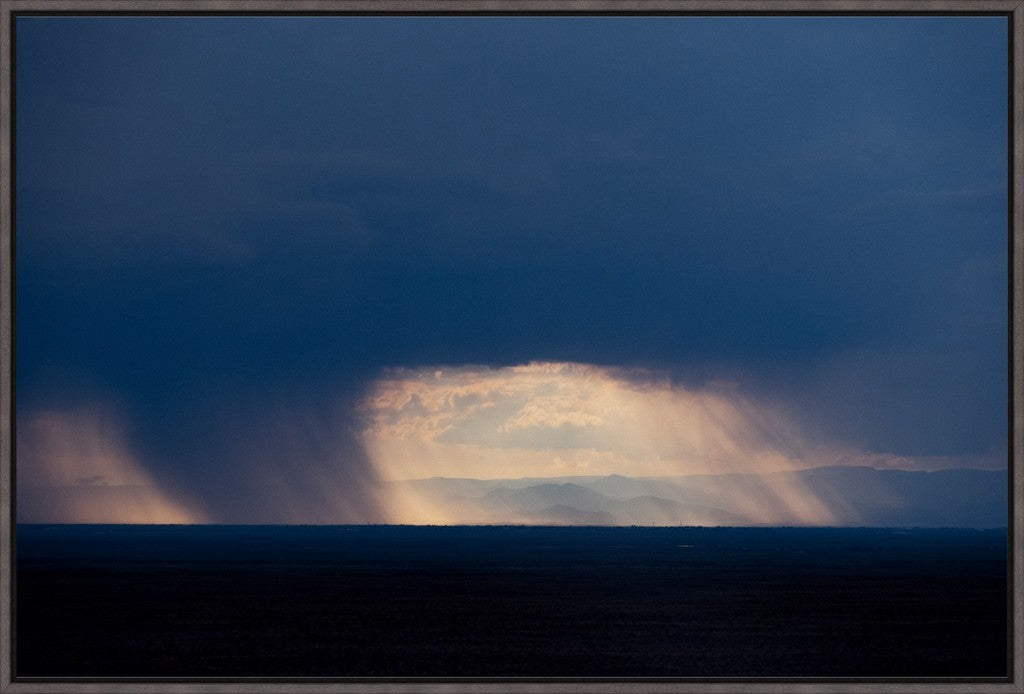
[15,524,1008,678]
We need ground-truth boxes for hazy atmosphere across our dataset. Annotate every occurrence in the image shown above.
[15,16,1008,525]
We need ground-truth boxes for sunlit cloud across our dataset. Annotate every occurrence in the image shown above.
[17,407,210,524]
[359,361,831,480]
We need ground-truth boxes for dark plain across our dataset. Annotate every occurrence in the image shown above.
[15,525,1008,678]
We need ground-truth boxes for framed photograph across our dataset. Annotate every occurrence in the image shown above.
[1,1,1020,692]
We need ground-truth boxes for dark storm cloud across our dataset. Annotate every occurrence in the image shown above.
[15,16,1008,519]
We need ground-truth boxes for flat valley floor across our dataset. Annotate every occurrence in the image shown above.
[14,524,1009,678]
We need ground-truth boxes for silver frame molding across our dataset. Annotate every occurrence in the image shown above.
[0,1,1020,692]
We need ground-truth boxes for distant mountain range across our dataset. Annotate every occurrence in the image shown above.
[387,466,1006,527]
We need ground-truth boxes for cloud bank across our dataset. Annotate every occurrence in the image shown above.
[15,18,1006,526]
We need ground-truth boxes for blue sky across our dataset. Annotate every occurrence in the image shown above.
[14,16,1008,522]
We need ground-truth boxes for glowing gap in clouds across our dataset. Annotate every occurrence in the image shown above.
[360,361,827,480]
[358,362,848,525]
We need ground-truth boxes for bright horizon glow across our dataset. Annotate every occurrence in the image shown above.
[356,361,1003,525]
[14,361,1004,524]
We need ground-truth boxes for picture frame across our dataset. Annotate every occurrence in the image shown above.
[1,2,1021,692]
